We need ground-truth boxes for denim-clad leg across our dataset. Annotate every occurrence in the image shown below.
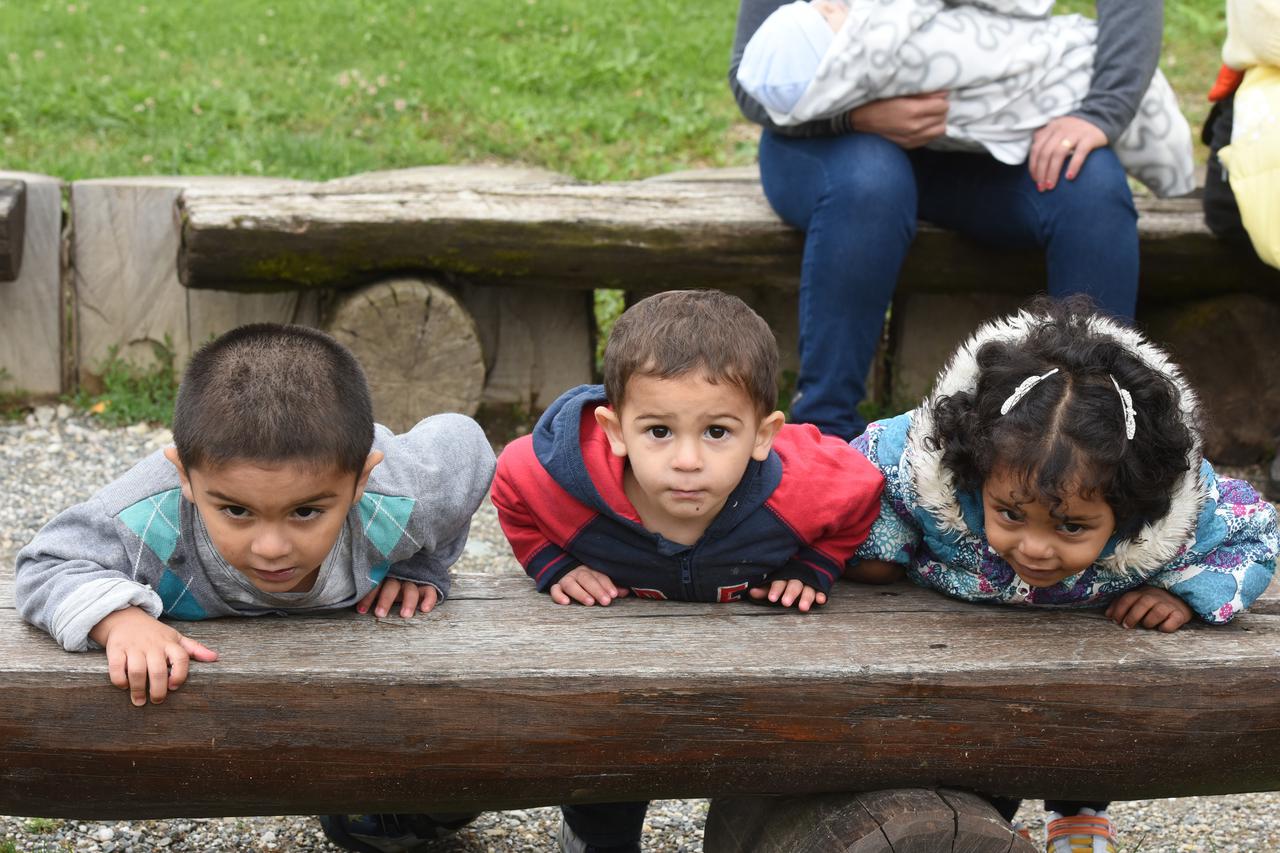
[911,146,1139,321]
[758,129,918,441]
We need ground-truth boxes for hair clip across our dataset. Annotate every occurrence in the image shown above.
[999,367,1059,415]
[1110,374,1136,440]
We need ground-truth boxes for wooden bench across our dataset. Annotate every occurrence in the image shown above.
[173,166,1280,463]
[4,571,1280,850]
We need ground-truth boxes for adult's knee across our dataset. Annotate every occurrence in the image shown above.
[1053,148,1136,219]
[821,135,917,218]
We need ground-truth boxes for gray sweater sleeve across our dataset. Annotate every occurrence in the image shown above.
[15,496,164,652]
[378,413,497,600]
[1068,0,1164,142]
[729,0,850,137]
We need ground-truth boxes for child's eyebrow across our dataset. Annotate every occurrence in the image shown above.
[205,489,340,506]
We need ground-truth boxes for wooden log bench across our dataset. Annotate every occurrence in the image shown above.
[173,166,1280,463]
[4,571,1280,850]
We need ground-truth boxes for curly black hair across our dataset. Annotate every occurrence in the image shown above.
[928,296,1198,539]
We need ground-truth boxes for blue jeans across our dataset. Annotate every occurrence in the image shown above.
[758,130,1139,440]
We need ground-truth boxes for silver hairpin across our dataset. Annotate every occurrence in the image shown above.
[1110,374,1136,440]
[999,367,1059,415]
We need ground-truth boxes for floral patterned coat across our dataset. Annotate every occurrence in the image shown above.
[851,312,1278,624]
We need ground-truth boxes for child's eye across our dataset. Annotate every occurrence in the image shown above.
[1059,522,1086,535]
[220,505,251,519]
[294,507,324,521]
[705,425,730,440]
[646,426,671,439]
[997,508,1022,523]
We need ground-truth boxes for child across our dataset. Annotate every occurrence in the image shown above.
[14,323,496,708]
[735,0,1195,198]
[847,297,1279,852]
[491,289,885,852]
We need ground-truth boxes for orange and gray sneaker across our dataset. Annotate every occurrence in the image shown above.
[1045,808,1118,853]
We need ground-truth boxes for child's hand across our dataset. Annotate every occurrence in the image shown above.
[89,606,219,707]
[748,579,827,613]
[549,566,629,606]
[1105,585,1193,633]
[358,578,440,618]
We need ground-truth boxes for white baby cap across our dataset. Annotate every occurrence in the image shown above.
[738,0,836,115]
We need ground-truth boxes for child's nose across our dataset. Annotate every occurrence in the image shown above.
[1017,535,1054,560]
[671,438,703,470]
[250,527,292,560]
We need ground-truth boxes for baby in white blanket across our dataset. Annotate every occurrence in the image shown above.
[737,0,1194,197]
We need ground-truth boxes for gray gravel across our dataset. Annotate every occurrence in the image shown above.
[3,408,1278,852]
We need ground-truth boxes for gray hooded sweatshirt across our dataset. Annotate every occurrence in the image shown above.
[15,413,496,651]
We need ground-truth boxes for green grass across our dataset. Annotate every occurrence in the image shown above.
[0,0,754,182]
[0,0,1224,184]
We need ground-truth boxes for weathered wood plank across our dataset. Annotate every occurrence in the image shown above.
[3,572,1280,819]
[0,173,62,395]
[177,170,1280,300]
[0,179,25,282]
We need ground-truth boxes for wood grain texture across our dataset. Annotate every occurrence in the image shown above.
[3,573,1280,819]
[177,170,1280,299]
[0,178,25,282]
[325,278,485,430]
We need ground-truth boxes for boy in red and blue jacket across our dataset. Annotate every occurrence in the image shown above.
[491,289,884,853]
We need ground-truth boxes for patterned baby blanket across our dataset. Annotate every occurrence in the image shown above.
[770,0,1195,197]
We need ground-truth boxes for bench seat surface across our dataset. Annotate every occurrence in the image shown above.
[2,572,1278,819]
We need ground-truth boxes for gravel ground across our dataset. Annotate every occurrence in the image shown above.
[2,408,1278,853]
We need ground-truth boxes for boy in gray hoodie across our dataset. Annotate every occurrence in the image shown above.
[15,323,495,707]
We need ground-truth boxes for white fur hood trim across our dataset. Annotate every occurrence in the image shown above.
[906,310,1205,572]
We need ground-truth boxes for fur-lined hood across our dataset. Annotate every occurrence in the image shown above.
[906,309,1205,573]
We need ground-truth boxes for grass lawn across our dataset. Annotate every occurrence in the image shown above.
[1,0,1228,183]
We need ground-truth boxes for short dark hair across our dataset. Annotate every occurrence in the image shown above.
[929,296,1197,538]
[172,324,374,474]
[602,290,779,417]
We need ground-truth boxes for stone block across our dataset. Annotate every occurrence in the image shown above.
[70,177,324,390]
[0,172,64,396]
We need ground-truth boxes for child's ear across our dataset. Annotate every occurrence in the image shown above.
[751,410,786,461]
[353,450,384,502]
[163,446,195,503]
[594,405,629,457]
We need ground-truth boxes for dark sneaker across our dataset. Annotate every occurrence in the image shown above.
[319,813,477,853]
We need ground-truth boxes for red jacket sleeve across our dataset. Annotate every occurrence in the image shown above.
[490,436,592,591]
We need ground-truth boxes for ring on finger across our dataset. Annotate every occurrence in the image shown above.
[1061,138,1076,150]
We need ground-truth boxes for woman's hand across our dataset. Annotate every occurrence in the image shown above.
[1029,115,1107,192]
[847,92,949,149]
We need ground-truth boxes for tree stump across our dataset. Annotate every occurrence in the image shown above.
[325,277,485,432]
[704,788,1037,853]
[0,179,26,282]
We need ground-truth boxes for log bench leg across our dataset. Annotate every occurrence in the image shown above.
[325,276,485,433]
[703,788,1036,853]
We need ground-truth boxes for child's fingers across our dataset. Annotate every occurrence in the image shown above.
[579,572,617,605]
[747,586,769,601]
[558,577,595,606]
[167,644,191,691]
[419,585,439,614]
[178,635,219,662]
[549,583,572,606]
[780,579,805,607]
[105,646,129,691]
[766,579,787,603]
[355,586,378,615]
[399,583,421,618]
[796,586,817,613]
[374,578,402,617]
[147,648,172,704]
[1157,608,1191,633]
[124,650,151,706]
[1121,597,1156,629]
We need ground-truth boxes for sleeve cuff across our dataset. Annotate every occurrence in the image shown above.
[51,578,163,652]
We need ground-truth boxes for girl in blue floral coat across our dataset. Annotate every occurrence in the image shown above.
[848,296,1278,852]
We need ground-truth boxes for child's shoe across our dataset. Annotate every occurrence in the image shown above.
[319,812,475,853]
[1045,807,1118,853]
[557,816,642,853]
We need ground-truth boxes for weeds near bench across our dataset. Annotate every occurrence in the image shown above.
[75,337,179,428]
